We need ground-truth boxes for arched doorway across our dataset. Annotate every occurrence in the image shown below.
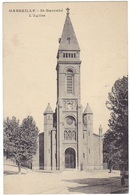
[65,148,76,168]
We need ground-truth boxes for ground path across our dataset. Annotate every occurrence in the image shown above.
[4,165,128,194]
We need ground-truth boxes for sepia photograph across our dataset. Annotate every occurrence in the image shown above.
[3,1,128,194]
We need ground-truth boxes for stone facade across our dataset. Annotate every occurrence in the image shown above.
[36,10,103,171]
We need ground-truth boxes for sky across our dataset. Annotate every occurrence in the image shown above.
[3,2,128,134]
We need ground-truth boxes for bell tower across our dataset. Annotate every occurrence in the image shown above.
[56,8,82,170]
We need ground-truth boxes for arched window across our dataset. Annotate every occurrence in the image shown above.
[67,37,71,44]
[64,130,68,140]
[64,130,76,141]
[67,69,73,94]
[68,130,72,140]
[72,131,76,140]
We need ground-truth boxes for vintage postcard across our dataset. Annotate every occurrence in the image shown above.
[3,2,128,194]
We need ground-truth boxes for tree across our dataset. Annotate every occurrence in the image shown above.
[103,129,122,172]
[104,76,128,167]
[4,116,20,160]
[4,116,39,173]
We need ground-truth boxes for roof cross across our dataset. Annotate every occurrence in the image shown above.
[66,8,70,15]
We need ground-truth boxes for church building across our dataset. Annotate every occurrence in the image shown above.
[37,9,103,171]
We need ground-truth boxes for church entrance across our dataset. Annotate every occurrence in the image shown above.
[65,148,76,168]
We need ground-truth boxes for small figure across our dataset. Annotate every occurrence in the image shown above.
[108,159,114,173]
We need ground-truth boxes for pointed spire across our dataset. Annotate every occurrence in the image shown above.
[99,125,103,136]
[83,103,93,114]
[58,8,80,51]
[44,103,53,115]
[99,125,102,131]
